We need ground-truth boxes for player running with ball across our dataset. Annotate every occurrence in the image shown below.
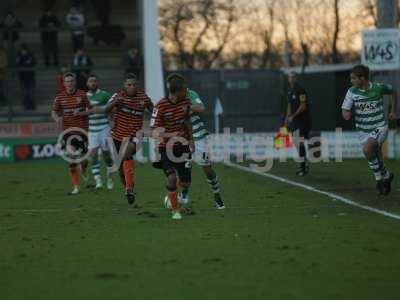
[166,73,225,209]
[342,65,397,195]
[151,76,193,220]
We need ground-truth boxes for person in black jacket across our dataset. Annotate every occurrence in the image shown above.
[0,45,7,107]
[39,9,61,66]
[16,44,36,110]
[0,11,23,45]
[71,48,93,91]
[285,71,312,176]
[121,47,142,79]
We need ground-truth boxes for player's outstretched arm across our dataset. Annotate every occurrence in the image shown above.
[342,109,352,120]
[103,97,119,114]
[189,91,206,113]
[191,103,205,113]
[51,110,61,122]
[289,101,307,122]
[145,99,154,113]
[285,102,291,125]
[341,90,353,121]
[51,110,62,128]
[78,99,117,116]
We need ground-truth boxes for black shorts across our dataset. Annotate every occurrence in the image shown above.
[159,145,192,183]
[113,139,123,152]
[290,123,311,140]
[113,138,136,160]
[61,131,88,156]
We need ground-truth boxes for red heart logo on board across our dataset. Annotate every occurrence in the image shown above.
[14,145,31,160]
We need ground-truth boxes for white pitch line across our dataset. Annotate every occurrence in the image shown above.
[226,162,400,221]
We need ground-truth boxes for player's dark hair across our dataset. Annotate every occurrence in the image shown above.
[88,74,98,79]
[125,73,137,81]
[168,77,186,94]
[63,72,76,80]
[167,73,185,83]
[351,64,369,80]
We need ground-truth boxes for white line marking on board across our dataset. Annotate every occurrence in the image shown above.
[226,162,400,221]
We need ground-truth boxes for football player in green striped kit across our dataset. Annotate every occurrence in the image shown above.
[167,74,225,209]
[86,74,114,190]
[342,65,397,195]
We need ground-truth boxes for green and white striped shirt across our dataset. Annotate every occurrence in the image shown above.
[187,89,208,141]
[342,82,393,133]
[87,89,111,133]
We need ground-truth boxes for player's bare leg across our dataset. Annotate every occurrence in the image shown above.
[178,179,196,215]
[66,143,84,194]
[121,142,136,205]
[166,172,182,220]
[80,158,89,187]
[68,163,80,195]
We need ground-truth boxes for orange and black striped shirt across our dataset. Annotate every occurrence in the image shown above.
[110,90,153,141]
[52,89,90,130]
[150,97,191,148]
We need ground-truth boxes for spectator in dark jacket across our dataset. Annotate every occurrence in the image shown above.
[121,47,142,79]
[39,9,61,66]
[0,45,7,106]
[71,48,92,90]
[66,6,85,51]
[0,12,23,45]
[16,43,36,110]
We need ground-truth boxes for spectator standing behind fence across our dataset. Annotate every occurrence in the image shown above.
[72,48,92,91]
[0,12,23,45]
[0,45,7,106]
[66,7,85,51]
[39,9,61,66]
[121,47,142,78]
[16,44,36,110]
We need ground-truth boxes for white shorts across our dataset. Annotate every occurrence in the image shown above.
[88,127,111,151]
[193,137,211,166]
[359,126,388,146]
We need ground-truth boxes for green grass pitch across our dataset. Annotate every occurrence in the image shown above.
[1,159,400,300]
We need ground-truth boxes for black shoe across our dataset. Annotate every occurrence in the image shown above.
[304,165,310,174]
[376,180,385,195]
[296,163,309,176]
[214,194,225,209]
[182,207,195,215]
[382,173,394,196]
[296,169,306,176]
[125,190,135,205]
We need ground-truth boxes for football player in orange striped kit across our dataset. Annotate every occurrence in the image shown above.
[150,76,193,220]
[52,72,91,195]
[79,73,153,204]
